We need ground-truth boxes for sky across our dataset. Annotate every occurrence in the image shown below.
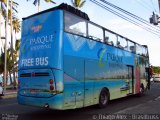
[13,0,160,66]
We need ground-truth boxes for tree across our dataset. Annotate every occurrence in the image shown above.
[0,0,7,54]
[0,0,19,88]
[0,39,20,86]
[0,0,19,59]
[12,18,20,40]
[8,0,19,89]
[0,48,14,85]
[71,0,86,8]
[44,0,56,4]
[0,0,18,18]
[13,39,20,86]
[153,66,160,74]
[27,0,56,12]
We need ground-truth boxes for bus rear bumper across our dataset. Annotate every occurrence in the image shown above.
[17,93,64,110]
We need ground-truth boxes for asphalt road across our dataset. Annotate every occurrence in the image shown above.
[0,82,160,120]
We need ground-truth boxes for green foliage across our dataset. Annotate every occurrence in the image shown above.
[71,0,86,8]
[15,39,20,51]
[44,0,56,4]
[26,0,56,12]
[12,18,21,33]
[0,39,20,74]
[0,0,19,19]
[153,66,160,74]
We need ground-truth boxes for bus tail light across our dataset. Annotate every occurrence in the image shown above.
[49,79,54,91]
[49,79,53,84]
[50,85,54,90]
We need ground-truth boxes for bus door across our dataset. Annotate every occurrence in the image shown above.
[63,56,84,108]
[84,60,94,106]
[127,65,134,95]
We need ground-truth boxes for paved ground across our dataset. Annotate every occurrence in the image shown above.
[0,89,17,99]
[0,82,160,120]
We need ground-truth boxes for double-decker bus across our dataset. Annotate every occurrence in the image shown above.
[18,3,150,110]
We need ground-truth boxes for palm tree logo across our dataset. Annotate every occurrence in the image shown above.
[21,39,29,54]
[97,48,106,68]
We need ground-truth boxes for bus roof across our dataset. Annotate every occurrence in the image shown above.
[22,3,90,21]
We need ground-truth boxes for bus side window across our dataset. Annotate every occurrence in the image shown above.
[128,41,135,53]
[104,36,114,46]
[117,36,127,49]
[117,41,123,49]
[104,36,109,44]
[88,23,103,41]
[64,12,87,37]
[136,44,143,55]
[142,46,148,56]
[104,30,116,46]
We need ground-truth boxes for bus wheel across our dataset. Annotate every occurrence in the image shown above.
[98,88,109,108]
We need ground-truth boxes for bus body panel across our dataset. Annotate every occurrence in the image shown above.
[63,55,84,108]
[18,93,64,110]
[63,32,148,105]
[18,4,149,110]
[18,10,64,109]
[19,10,63,70]
[18,69,54,98]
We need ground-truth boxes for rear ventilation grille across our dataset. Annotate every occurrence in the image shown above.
[35,72,49,76]
[20,73,31,77]
[20,72,50,77]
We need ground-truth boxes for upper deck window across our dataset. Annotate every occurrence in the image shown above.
[117,36,127,50]
[88,23,103,41]
[128,41,135,53]
[64,12,86,37]
[136,44,143,55]
[104,30,117,46]
[143,47,148,56]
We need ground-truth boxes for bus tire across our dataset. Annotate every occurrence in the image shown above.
[98,88,109,108]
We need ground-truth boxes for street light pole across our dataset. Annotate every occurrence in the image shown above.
[4,0,9,95]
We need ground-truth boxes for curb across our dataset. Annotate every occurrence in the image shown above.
[1,93,17,99]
